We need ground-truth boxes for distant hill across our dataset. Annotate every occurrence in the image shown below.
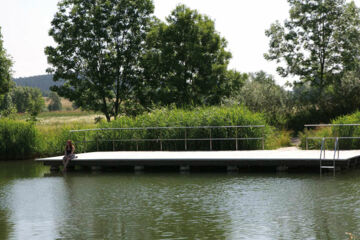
[13,74,63,96]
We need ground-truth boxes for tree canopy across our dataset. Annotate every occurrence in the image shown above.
[0,26,12,96]
[265,0,360,91]
[223,71,292,127]
[48,91,62,111]
[140,5,243,107]
[10,86,44,115]
[45,0,154,121]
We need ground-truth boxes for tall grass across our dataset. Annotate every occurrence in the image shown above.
[0,119,37,160]
[35,122,96,157]
[71,106,288,152]
[300,111,360,149]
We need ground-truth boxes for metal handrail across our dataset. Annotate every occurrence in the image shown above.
[305,124,360,127]
[305,123,360,150]
[69,125,266,152]
[69,125,265,133]
[319,137,339,176]
[320,137,325,161]
[307,136,360,140]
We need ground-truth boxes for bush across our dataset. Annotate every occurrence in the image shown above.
[0,119,37,160]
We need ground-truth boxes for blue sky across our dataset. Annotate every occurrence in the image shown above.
[1,0,359,85]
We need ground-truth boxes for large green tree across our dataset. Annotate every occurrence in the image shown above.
[45,0,154,121]
[140,5,242,107]
[10,86,45,115]
[0,26,12,96]
[265,0,360,92]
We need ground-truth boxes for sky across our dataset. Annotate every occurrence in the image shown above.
[0,0,358,85]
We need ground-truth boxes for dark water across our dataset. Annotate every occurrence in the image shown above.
[0,161,360,240]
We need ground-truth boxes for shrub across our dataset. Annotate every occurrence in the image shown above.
[0,119,37,160]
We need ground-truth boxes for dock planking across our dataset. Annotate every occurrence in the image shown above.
[36,148,360,170]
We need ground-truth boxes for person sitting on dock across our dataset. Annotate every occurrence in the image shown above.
[63,140,75,171]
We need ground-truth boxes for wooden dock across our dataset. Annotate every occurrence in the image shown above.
[36,147,360,172]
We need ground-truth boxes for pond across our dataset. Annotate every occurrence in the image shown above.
[0,161,359,239]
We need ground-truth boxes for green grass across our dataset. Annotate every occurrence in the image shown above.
[0,119,37,160]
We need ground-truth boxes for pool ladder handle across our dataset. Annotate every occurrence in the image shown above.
[319,137,339,176]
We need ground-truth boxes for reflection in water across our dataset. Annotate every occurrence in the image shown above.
[58,174,229,240]
[0,161,360,239]
[0,201,10,240]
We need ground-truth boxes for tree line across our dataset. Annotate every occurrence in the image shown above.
[1,0,360,130]
[13,74,62,96]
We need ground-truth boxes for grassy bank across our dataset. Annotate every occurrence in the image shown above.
[300,111,360,150]
[1,106,291,160]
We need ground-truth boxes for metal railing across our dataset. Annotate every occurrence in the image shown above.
[305,123,360,175]
[304,124,360,150]
[69,125,266,152]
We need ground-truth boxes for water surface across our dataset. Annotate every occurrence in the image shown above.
[0,161,360,240]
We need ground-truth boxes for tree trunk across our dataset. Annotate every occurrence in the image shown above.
[102,97,111,122]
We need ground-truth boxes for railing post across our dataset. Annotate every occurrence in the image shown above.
[320,137,325,175]
[185,129,187,151]
[337,138,340,160]
[306,126,308,150]
[96,130,99,152]
[235,127,238,151]
[160,140,163,151]
[84,131,87,153]
[209,128,212,151]
[112,130,115,151]
[262,127,265,150]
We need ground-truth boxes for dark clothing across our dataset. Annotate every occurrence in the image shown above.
[63,154,75,161]
[65,145,74,155]
[64,144,75,161]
